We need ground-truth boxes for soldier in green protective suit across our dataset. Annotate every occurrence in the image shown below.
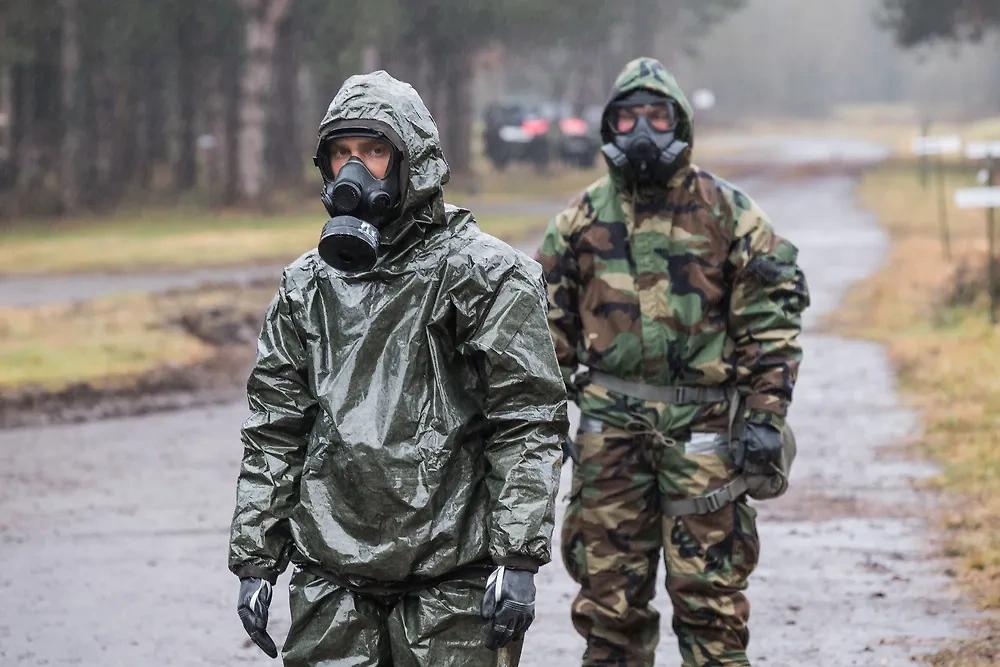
[536,57,811,667]
[227,70,569,666]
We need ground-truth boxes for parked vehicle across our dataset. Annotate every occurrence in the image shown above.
[481,98,603,172]
[556,104,604,169]
[482,100,552,171]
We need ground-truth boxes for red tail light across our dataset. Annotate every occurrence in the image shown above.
[521,119,550,136]
[559,117,589,135]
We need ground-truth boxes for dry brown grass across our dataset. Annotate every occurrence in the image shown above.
[715,113,1000,159]
[0,209,551,276]
[836,160,1000,663]
[0,284,274,390]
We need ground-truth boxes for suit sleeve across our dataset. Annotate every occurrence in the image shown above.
[727,201,810,429]
[228,272,318,582]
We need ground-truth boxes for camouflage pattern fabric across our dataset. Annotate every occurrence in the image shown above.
[562,421,759,667]
[283,568,500,667]
[537,57,810,436]
[538,56,808,667]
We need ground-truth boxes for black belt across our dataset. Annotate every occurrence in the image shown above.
[587,370,729,404]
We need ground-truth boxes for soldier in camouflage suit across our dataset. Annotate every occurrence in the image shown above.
[536,57,810,667]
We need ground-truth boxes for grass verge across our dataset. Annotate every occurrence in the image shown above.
[0,161,605,276]
[0,283,274,391]
[0,208,553,276]
[833,159,1000,664]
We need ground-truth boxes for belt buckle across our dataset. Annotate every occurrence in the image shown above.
[701,489,727,513]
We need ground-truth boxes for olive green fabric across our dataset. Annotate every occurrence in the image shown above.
[228,70,568,591]
[282,569,502,667]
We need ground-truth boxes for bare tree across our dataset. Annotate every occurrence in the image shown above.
[237,0,293,207]
[59,0,81,213]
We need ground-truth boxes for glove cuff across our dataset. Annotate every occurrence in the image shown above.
[494,555,541,573]
[233,564,280,584]
[745,409,785,431]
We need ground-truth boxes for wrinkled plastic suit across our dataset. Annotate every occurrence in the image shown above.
[228,70,569,666]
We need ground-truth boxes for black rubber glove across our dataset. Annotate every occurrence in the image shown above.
[480,566,535,649]
[562,436,580,465]
[237,577,278,659]
[736,422,783,470]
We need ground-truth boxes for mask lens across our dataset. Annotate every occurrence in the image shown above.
[647,106,674,132]
[326,135,395,180]
[614,109,638,134]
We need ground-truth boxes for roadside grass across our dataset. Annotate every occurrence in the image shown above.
[0,154,610,277]
[0,284,275,390]
[0,208,553,276]
[6,113,998,396]
[833,160,1000,664]
[713,113,1000,159]
[13,111,999,277]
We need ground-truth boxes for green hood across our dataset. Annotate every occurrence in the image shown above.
[600,57,695,186]
[316,70,451,251]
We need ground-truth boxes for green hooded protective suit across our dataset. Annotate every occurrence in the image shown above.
[228,70,568,666]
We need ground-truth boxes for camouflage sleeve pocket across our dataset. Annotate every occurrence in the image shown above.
[746,238,798,284]
[745,240,809,312]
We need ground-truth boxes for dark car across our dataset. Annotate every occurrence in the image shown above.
[482,98,604,172]
[482,100,553,172]
[555,104,604,169]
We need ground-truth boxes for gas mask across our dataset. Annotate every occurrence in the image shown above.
[313,129,404,273]
[601,90,689,188]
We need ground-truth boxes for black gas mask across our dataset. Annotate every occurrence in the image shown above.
[313,128,404,273]
[601,89,689,188]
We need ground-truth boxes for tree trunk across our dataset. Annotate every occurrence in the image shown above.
[0,66,14,192]
[425,38,448,144]
[12,64,38,198]
[175,18,198,191]
[134,55,163,190]
[88,46,118,207]
[205,61,226,199]
[14,37,59,212]
[223,50,242,206]
[444,48,473,179]
[237,0,293,207]
[268,11,303,188]
[361,45,380,73]
[147,57,168,167]
[59,0,82,214]
[572,45,599,114]
[113,56,140,200]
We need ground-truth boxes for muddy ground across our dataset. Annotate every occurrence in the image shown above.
[0,139,989,666]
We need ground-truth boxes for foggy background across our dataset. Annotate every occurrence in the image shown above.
[3,2,1000,665]
[0,0,997,220]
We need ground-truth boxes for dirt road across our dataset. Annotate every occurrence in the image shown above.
[0,140,982,666]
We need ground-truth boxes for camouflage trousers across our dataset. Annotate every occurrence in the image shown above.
[561,418,760,667]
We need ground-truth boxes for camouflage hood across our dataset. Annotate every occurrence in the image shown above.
[601,57,695,184]
[317,70,451,251]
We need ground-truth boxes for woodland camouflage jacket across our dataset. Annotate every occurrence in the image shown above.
[537,57,810,435]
